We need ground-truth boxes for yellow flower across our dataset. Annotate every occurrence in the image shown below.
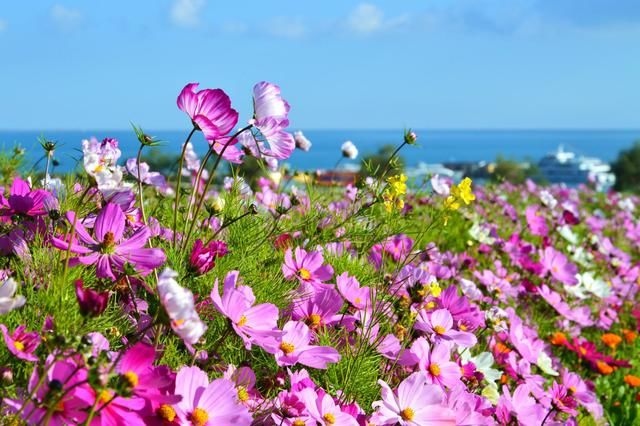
[452,177,476,205]
[382,174,407,212]
[387,174,407,196]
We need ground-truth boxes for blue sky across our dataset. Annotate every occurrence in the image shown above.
[1,0,639,130]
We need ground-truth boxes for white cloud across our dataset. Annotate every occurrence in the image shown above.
[50,4,82,31]
[266,16,306,39]
[347,3,408,35]
[171,0,206,28]
[348,3,384,34]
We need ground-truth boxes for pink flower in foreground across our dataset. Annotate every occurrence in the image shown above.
[211,270,281,349]
[0,324,40,362]
[173,365,251,426]
[263,321,340,369]
[539,246,578,285]
[415,308,477,348]
[116,342,177,404]
[298,388,358,426]
[291,285,345,330]
[75,279,109,318]
[525,205,548,237]
[177,83,239,141]
[410,338,461,389]
[282,247,334,287]
[371,371,456,426]
[1,177,50,218]
[4,359,93,425]
[50,203,166,280]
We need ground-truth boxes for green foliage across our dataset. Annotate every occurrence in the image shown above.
[612,141,640,193]
[360,144,405,179]
[489,155,544,184]
[0,144,26,185]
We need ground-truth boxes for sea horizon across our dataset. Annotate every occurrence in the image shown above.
[2,128,639,173]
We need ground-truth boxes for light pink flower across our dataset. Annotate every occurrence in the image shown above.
[414,308,477,348]
[263,321,340,369]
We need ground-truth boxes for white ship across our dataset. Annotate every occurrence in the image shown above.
[538,145,615,190]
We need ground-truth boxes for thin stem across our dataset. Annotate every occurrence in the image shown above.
[44,151,52,187]
[172,127,197,246]
[541,408,554,425]
[182,149,214,239]
[204,209,254,245]
[181,125,252,249]
[379,141,407,181]
[135,144,148,225]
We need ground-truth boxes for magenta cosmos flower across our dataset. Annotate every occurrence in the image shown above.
[414,308,477,348]
[291,285,345,330]
[0,177,50,218]
[282,247,334,287]
[371,371,456,426]
[51,203,166,280]
[211,270,281,349]
[190,239,228,275]
[539,246,578,285]
[116,342,177,404]
[4,358,93,425]
[0,324,40,362]
[173,365,251,426]
[177,83,239,141]
[263,321,340,369]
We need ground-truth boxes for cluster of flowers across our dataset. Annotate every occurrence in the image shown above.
[1,79,639,426]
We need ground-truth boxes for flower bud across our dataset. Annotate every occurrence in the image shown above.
[75,280,109,318]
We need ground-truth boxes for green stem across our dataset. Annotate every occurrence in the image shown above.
[172,127,197,246]
[135,143,148,225]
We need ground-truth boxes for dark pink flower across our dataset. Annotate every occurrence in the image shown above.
[50,203,166,280]
[0,177,50,218]
[177,83,239,141]
[189,239,228,275]
[0,324,40,362]
[75,279,109,317]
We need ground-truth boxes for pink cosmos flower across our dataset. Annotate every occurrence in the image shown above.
[414,308,477,348]
[410,338,461,389]
[244,81,295,160]
[0,177,50,218]
[282,247,334,287]
[50,203,166,280]
[263,321,340,369]
[539,246,578,285]
[211,270,281,349]
[189,239,228,275]
[371,371,456,426]
[336,272,373,310]
[173,365,252,426]
[177,83,239,141]
[89,389,146,426]
[116,342,177,404]
[549,381,578,415]
[298,388,359,426]
[0,324,40,362]
[291,285,346,330]
[383,234,414,262]
[125,158,168,189]
[525,205,548,237]
[3,358,93,425]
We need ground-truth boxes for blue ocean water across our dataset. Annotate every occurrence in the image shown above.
[1,129,639,173]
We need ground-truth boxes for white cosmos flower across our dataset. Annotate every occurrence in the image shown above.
[578,272,610,299]
[157,268,207,345]
[0,278,26,315]
[536,352,559,376]
[539,190,557,209]
[341,141,358,160]
[557,225,578,245]
[459,351,501,385]
[469,222,495,245]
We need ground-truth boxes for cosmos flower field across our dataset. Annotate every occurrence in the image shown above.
[1,82,639,426]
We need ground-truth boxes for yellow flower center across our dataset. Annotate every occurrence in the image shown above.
[459,324,468,331]
[354,297,362,304]
[13,341,25,351]
[158,404,176,421]
[99,390,112,405]
[293,420,306,426]
[122,371,139,388]
[190,407,209,426]
[54,401,65,412]
[101,231,116,254]
[299,268,311,280]
[433,325,446,335]
[280,342,295,355]
[323,413,336,424]
[429,363,441,377]
[308,314,322,327]
[568,386,577,395]
[237,315,247,327]
[400,407,415,421]
[237,386,249,402]
[425,301,435,309]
